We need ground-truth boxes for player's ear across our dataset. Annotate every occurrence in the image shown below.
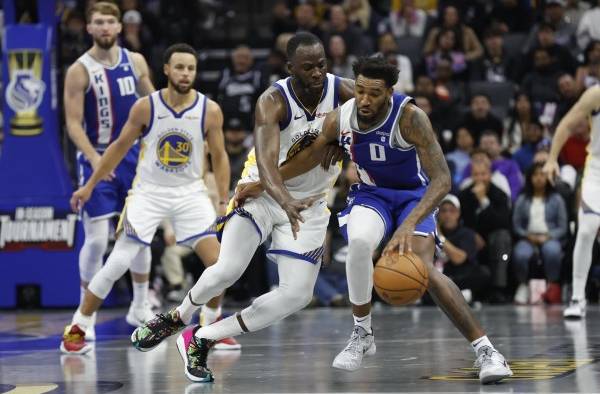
[116,21,122,34]
[387,86,394,97]
[163,63,169,77]
[286,61,293,75]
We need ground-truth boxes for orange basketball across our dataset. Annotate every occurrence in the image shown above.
[374,251,429,305]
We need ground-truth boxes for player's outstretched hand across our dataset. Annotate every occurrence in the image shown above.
[542,159,560,185]
[281,194,324,239]
[70,186,93,212]
[321,144,345,170]
[234,181,264,207]
[383,221,415,256]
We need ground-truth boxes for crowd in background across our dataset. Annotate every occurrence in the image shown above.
[3,0,600,307]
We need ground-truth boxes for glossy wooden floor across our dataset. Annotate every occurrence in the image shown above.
[1,304,600,393]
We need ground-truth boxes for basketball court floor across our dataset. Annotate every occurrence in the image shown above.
[1,304,600,393]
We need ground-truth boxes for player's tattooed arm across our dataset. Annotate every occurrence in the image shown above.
[399,103,451,227]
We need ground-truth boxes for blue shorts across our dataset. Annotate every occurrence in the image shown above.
[338,183,438,243]
[77,146,139,220]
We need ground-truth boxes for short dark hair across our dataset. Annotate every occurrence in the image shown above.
[480,129,500,142]
[286,32,322,60]
[352,56,399,88]
[163,43,197,65]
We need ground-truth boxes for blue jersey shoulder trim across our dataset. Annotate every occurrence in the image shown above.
[272,83,292,131]
[141,95,154,138]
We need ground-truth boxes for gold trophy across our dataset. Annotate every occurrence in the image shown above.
[5,50,46,136]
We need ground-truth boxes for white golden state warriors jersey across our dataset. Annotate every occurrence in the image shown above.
[136,90,207,188]
[240,73,342,198]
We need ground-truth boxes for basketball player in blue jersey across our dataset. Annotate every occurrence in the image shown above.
[61,43,239,354]
[237,56,513,384]
[64,2,155,335]
[130,32,355,383]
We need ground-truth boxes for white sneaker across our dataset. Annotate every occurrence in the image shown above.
[86,325,96,341]
[474,346,513,384]
[514,283,529,305]
[126,303,156,327]
[332,326,376,371]
[564,299,586,319]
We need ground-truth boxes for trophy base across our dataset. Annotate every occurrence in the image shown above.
[10,116,43,136]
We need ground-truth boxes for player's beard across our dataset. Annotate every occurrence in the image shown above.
[170,78,193,94]
[94,35,117,50]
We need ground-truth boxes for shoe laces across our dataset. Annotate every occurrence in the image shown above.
[474,346,496,368]
[188,337,210,370]
[342,327,364,356]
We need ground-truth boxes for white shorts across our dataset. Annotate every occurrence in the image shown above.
[229,193,330,265]
[581,161,600,213]
[118,181,217,247]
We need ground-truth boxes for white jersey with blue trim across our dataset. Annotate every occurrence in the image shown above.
[586,109,600,174]
[136,90,207,188]
[239,73,342,198]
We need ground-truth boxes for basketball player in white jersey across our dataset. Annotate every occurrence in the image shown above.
[130,32,355,382]
[64,2,154,336]
[61,43,235,354]
[544,85,600,318]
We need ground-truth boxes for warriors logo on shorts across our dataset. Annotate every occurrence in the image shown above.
[156,130,193,173]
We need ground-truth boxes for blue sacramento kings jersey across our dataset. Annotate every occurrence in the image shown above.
[338,92,429,190]
[78,47,140,151]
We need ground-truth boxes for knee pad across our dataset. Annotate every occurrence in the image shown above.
[130,247,151,274]
[79,218,110,282]
[87,237,143,299]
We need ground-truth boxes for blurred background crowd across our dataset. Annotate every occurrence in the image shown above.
[2,0,600,308]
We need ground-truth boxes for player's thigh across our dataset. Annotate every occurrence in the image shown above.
[269,205,329,264]
[117,191,165,245]
[194,236,220,266]
[172,192,217,244]
[80,159,121,219]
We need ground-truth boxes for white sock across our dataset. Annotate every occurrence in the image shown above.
[354,313,372,334]
[200,305,221,326]
[72,308,94,331]
[177,292,200,325]
[132,281,149,308]
[195,314,244,341]
[471,335,494,355]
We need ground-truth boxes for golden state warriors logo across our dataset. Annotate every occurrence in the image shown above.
[283,130,319,164]
[156,130,193,173]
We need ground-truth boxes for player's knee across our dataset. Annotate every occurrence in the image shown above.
[280,286,313,311]
[347,237,375,261]
[204,263,242,289]
[81,231,109,259]
[130,248,151,274]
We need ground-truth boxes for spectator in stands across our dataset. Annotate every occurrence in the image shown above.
[521,47,562,112]
[458,155,512,303]
[425,28,468,80]
[223,117,252,194]
[471,27,516,83]
[513,120,547,173]
[524,0,577,54]
[121,10,151,61]
[535,22,577,75]
[504,92,535,153]
[459,94,503,142]
[343,0,381,42]
[487,0,533,34]
[262,47,288,85]
[423,5,483,62]
[446,127,475,191]
[512,162,568,305]
[575,40,600,93]
[377,32,413,93]
[479,130,524,201]
[295,3,324,39]
[577,0,600,51]
[552,73,580,129]
[565,0,591,28]
[60,10,88,69]
[437,194,491,303]
[380,0,428,39]
[414,74,459,131]
[327,35,357,79]
[415,95,447,152]
[460,149,512,200]
[217,46,266,133]
[324,5,373,56]
[272,0,296,38]
[559,117,591,172]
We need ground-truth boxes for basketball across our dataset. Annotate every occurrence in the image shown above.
[374,251,429,305]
